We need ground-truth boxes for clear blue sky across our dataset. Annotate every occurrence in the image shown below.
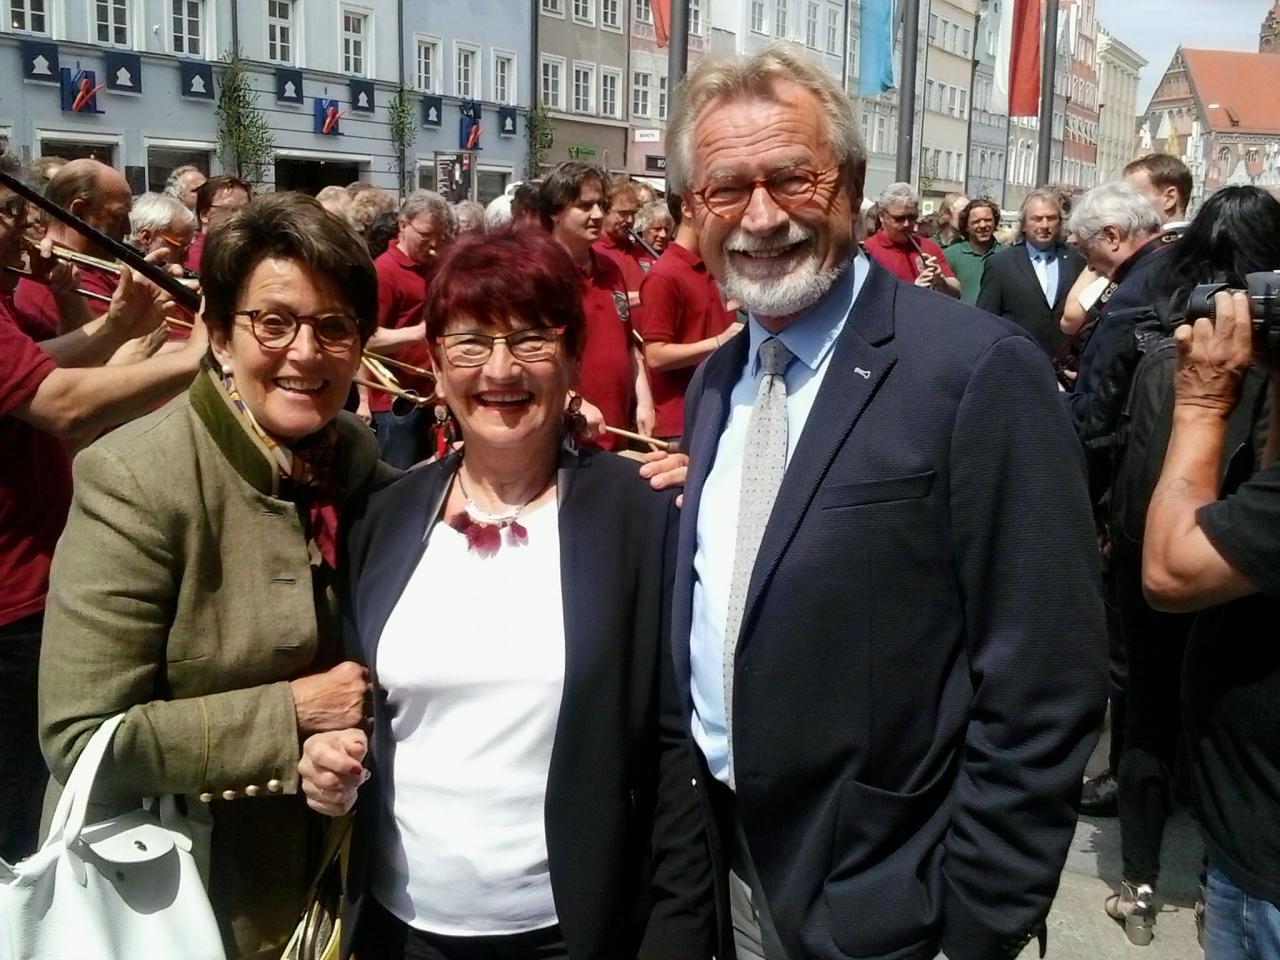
[1094,0,1270,110]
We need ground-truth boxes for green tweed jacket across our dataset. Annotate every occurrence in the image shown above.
[39,367,389,960]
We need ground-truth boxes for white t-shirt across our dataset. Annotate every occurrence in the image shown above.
[371,499,565,936]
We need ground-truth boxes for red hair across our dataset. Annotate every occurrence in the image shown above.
[423,229,585,360]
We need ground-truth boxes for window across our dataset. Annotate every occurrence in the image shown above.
[658,75,668,120]
[634,0,651,23]
[925,79,935,111]
[689,0,701,34]
[928,13,938,43]
[456,44,477,98]
[267,0,292,64]
[948,84,958,116]
[825,6,838,54]
[947,22,958,52]
[601,0,619,28]
[494,52,514,105]
[172,0,203,56]
[959,88,968,120]
[573,62,594,113]
[750,0,765,32]
[632,70,650,118]
[601,69,621,118]
[805,2,818,47]
[875,115,886,153]
[342,11,366,75]
[961,27,971,57]
[416,38,439,91]
[774,0,786,36]
[541,0,563,13]
[11,0,48,33]
[97,0,128,45]
[541,56,564,109]
[573,0,592,22]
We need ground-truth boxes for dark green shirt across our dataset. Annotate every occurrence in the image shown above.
[944,240,1004,306]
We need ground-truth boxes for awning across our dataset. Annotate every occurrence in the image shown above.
[631,175,666,194]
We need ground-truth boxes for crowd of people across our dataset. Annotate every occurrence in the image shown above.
[2,38,1279,960]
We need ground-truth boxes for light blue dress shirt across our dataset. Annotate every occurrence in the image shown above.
[1027,242,1060,305]
[689,254,868,785]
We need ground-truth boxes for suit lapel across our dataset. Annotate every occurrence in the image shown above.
[355,457,456,671]
[738,264,899,648]
[1011,243,1044,305]
[672,333,749,710]
[1051,245,1073,310]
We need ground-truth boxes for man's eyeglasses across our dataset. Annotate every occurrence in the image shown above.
[437,327,567,367]
[231,310,361,353]
[695,167,837,219]
[0,195,28,220]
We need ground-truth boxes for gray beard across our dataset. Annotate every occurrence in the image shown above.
[720,246,847,319]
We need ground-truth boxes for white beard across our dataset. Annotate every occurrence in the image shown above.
[719,222,844,319]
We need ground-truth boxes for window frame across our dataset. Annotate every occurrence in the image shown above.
[600,67,622,119]
[631,69,651,119]
[11,0,51,35]
[825,4,839,54]
[572,60,595,115]
[600,0,620,30]
[540,54,566,111]
[633,0,651,24]
[94,0,132,48]
[339,5,371,78]
[492,49,517,106]
[774,0,786,37]
[658,74,668,121]
[415,34,441,93]
[170,0,207,58]
[265,0,293,65]
[688,0,702,35]
[572,0,593,26]
[804,1,818,47]
[750,0,766,34]
[454,40,480,100]
[541,0,565,16]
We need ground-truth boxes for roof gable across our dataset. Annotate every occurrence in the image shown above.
[1181,47,1280,134]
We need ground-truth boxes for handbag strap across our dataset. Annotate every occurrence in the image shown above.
[44,714,128,850]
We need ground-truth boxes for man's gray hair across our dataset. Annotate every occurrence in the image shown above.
[635,199,673,232]
[400,189,455,236]
[163,164,203,196]
[665,42,865,195]
[1067,182,1162,244]
[1019,187,1062,222]
[452,199,485,233]
[877,182,919,209]
[129,192,196,236]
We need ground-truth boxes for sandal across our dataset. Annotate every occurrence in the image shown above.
[1105,880,1156,946]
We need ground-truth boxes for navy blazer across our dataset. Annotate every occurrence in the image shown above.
[338,448,716,960]
[674,262,1108,960]
[976,240,1086,356]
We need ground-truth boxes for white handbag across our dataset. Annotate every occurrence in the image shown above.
[0,714,227,960]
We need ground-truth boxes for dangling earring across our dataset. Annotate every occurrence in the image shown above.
[431,403,458,460]
[564,393,587,448]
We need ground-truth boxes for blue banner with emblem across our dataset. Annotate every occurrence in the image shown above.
[276,68,303,104]
[20,40,59,83]
[314,98,343,135]
[498,106,517,137]
[350,79,375,113]
[104,51,142,94]
[422,95,443,127]
[179,60,214,99]
[60,68,105,114]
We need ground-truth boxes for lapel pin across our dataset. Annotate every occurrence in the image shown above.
[854,367,871,380]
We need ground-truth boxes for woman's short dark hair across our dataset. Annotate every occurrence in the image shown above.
[1160,186,1280,314]
[201,193,379,343]
[958,197,1000,240]
[423,228,585,361]
[538,161,605,231]
[195,175,251,222]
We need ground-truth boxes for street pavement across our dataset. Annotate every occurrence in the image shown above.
[1017,725,1204,960]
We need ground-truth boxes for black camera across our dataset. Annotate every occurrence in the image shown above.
[1187,271,1280,360]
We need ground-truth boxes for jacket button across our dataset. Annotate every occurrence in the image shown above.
[691,778,698,787]
[267,779,283,794]
[221,789,238,801]
[198,792,213,803]
[244,784,260,797]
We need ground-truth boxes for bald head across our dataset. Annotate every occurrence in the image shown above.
[46,159,133,248]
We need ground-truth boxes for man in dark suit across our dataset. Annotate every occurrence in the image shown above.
[977,188,1086,356]
[664,43,1108,960]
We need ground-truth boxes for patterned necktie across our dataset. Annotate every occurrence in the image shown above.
[721,336,793,789]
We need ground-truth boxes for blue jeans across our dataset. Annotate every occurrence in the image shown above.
[373,406,432,470]
[1205,862,1280,960]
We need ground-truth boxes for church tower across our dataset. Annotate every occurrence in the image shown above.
[1262,2,1280,52]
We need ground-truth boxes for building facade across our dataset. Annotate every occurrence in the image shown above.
[967,0,1008,205]
[1061,0,1099,190]
[918,0,977,204]
[1095,26,1145,183]
[1139,5,1280,208]
[0,0,531,201]
[1004,11,1070,211]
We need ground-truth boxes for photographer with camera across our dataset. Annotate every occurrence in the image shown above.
[1144,278,1280,960]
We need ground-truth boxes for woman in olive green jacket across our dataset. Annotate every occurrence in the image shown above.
[39,193,394,960]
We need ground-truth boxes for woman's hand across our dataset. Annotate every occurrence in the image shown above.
[289,660,370,736]
[299,729,369,816]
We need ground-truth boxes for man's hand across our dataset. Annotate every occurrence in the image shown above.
[298,729,369,816]
[1174,290,1254,418]
[26,238,80,295]
[289,660,371,736]
[106,265,172,341]
[638,447,688,505]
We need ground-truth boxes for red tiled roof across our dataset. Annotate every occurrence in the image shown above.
[1182,47,1280,133]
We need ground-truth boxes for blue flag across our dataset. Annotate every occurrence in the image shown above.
[858,0,896,97]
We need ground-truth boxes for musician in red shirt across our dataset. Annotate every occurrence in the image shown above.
[368,190,454,467]
[592,176,648,305]
[543,163,654,449]
[638,195,741,441]
[863,182,961,297]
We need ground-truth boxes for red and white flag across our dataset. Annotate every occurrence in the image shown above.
[992,0,1041,117]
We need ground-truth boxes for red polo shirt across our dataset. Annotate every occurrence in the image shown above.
[864,231,956,284]
[593,232,648,293]
[577,250,635,452]
[0,301,72,626]
[638,243,736,439]
[13,264,119,339]
[185,230,206,275]
[371,241,434,414]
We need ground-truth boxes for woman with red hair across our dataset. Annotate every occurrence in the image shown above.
[298,228,715,960]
